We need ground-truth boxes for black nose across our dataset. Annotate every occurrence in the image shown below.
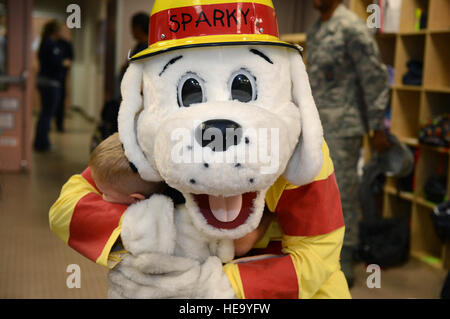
[195,119,242,151]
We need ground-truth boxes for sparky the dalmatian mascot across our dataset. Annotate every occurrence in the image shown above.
[49,0,350,299]
[109,0,350,299]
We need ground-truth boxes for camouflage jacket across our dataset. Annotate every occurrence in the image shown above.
[306,4,390,138]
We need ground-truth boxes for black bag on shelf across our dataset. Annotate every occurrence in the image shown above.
[357,217,410,268]
[431,201,450,242]
[402,60,423,86]
[424,175,447,203]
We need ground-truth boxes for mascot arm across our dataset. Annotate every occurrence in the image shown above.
[223,141,348,299]
[49,168,127,268]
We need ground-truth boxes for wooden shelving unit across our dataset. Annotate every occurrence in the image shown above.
[349,0,450,270]
[280,0,450,270]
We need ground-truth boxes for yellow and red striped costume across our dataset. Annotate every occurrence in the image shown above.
[49,141,350,298]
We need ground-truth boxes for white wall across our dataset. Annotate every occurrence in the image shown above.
[33,0,74,20]
[70,0,107,119]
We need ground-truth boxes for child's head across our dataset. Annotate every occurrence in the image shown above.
[89,133,164,204]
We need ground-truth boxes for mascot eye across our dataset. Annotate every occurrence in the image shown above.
[229,70,256,103]
[178,73,206,107]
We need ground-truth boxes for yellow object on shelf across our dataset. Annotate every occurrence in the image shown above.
[414,8,422,31]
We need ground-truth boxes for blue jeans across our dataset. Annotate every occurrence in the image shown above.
[34,85,62,150]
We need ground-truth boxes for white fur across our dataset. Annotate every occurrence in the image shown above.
[108,253,235,299]
[283,51,324,186]
[174,205,234,263]
[121,196,235,263]
[195,256,237,299]
[119,63,162,182]
[209,239,234,263]
[108,253,202,298]
[121,194,176,256]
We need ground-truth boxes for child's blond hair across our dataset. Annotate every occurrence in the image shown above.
[90,133,161,197]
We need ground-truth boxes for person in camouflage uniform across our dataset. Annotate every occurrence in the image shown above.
[307,0,391,287]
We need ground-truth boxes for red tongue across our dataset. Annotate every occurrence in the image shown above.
[208,195,243,222]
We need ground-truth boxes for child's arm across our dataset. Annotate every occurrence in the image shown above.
[49,168,127,268]
[234,208,275,257]
[49,167,176,268]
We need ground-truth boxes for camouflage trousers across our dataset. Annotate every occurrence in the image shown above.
[326,136,363,248]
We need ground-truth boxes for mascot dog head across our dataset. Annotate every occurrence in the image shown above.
[119,0,324,239]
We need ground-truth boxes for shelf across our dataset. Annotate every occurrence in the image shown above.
[415,196,437,210]
[410,250,443,269]
[376,34,396,66]
[424,87,450,94]
[349,0,373,21]
[424,33,450,88]
[280,33,306,44]
[385,186,439,210]
[398,0,429,33]
[420,92,450,128]
[411,204,444,261]
[414,146,448,208]
[428,29,450,35]
[385,185,414,202]
[377,30,450,36]
[399,136,419,147]
[391,90,421,140]
[351,0,450,271]
[376,32,397,38]
[394,35,425,86]
[383,189,413,219]
[393,85,423,92]
[420,143,450,155]
[428,0,450,31]
[399,30,427,36]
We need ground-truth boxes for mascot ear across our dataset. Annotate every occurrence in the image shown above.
[118,62,162,182]
[283,50,324,186]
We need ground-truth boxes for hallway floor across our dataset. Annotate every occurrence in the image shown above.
[0,112,447,298]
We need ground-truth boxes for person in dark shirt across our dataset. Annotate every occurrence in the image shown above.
[34,20,64,151]
[54,38,74,132]
[119,13,149,81]
[130,12,149,56]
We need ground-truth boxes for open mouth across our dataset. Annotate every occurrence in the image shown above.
[193,192,258,229]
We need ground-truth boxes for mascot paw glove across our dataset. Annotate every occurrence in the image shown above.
[108,253,236,299]
[121,194,176,256]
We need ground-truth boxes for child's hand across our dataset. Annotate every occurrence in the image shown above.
[234,208,275,257]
